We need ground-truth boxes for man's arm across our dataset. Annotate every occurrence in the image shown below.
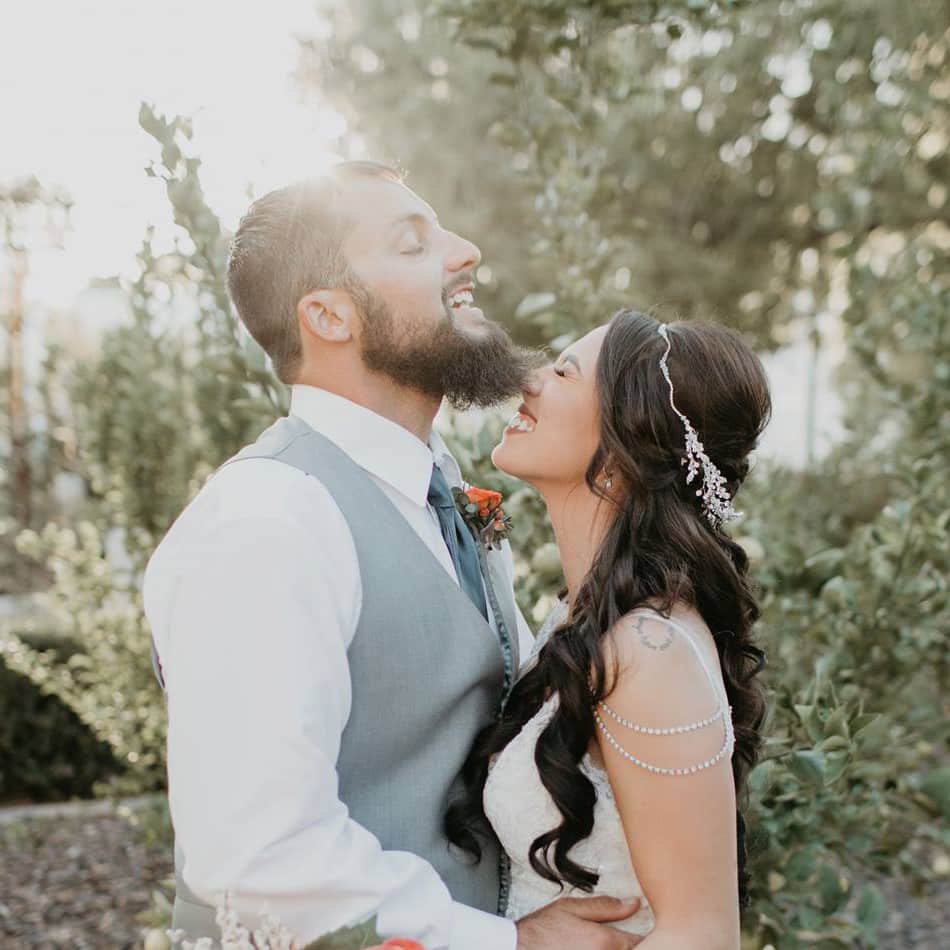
[146,462,515,950]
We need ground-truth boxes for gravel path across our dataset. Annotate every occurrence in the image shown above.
[0,799,945,948]
[870,875,949,949]
[0,802,172,949]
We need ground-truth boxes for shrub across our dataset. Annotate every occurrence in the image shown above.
[0,649,118,803]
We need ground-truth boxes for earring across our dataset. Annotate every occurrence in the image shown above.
[604,474,613,490]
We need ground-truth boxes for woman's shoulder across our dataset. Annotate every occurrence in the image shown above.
[607,599,711,650]
[595,603,732,776]
[602,602,723,702]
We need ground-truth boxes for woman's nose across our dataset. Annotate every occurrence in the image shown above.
[522,369,543,398]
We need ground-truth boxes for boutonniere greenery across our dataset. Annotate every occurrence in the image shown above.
[304,915,423,949]
[453,485,512,550]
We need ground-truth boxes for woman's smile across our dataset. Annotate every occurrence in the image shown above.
[506,403,537,434]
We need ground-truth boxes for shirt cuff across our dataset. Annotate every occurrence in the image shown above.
[450,901,518,950]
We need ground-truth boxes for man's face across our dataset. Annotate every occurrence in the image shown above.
[338,175,538,408]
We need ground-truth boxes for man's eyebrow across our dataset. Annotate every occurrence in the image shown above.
[388,211,438,233]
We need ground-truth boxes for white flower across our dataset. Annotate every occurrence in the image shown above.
[168,893,301,949]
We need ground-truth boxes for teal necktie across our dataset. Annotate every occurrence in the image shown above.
[427,464,489,623]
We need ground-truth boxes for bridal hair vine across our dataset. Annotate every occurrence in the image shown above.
[657,324,741,527]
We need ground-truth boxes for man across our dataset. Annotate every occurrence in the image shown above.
[144,162,641,948]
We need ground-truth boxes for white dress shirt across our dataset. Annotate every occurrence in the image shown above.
[143,385,533,950]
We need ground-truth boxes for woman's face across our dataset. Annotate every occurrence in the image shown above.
[492,325,608,491]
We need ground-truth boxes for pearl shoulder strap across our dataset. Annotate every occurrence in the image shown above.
[594,609,734,776]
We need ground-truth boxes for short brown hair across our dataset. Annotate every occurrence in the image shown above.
[226,161,402,383]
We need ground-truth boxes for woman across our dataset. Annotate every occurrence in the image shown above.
[446,309,771,948]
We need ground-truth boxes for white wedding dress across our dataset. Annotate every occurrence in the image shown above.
[483,600,734,937]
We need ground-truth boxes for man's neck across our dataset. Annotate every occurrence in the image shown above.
[296,373,442,445]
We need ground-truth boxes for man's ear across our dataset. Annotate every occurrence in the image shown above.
[298,289,357,344]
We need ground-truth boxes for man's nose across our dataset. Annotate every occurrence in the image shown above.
[446,232,481,273]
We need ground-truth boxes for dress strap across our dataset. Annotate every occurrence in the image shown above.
[594,707,734,776]
[627,608,725,706]
[593,608,735,776]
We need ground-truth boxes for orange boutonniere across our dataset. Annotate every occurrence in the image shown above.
[453,484,513,549]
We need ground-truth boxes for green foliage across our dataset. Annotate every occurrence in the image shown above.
[73,106,287,551]
[1,181,72,592]
[736,242,949,945]
[2,108,289,799]
[301,915,383,949]
[69,293,212,545]
[0,649,118,802]
[437,0,755,35]
[740,462,948,946]
[310,0,946,352]
[1,523,165,795]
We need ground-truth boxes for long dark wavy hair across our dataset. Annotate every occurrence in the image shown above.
[445,309,772,909]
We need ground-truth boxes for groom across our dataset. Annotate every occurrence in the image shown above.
[144,162,641,949]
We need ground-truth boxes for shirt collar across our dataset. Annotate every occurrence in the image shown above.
[290,385,461,507]
[430,428,463,489]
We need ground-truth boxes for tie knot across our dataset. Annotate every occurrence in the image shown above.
[427,464,456,511]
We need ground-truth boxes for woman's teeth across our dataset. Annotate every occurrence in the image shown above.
[449,289,475,308]
[507,411,536,433]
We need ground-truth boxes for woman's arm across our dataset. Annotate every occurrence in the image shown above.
[595,613,741,950]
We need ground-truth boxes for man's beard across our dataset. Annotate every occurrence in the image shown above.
[355,285,542,409]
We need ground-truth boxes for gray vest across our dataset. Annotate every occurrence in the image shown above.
[169,415,520,941]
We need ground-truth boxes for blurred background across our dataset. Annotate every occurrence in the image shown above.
[0,0,947,947]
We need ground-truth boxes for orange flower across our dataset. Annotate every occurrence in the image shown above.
[454,484,512,550]
[465,487,503,512]
[378,941,426,950]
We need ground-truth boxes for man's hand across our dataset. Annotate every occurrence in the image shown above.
[516,895,646,950]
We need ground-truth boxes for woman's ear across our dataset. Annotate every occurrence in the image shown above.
[298,289,357,344]
[597,455,624,498]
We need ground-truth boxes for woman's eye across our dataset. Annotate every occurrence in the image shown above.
[553,365,567,377]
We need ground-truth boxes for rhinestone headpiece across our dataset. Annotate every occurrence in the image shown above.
[657,324,740,527]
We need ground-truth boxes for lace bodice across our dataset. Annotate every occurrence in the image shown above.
[483,601,732,934]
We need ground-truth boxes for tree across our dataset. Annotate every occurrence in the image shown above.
[0,178,71,587]
[1,109,283,795]
[305,0,946,347]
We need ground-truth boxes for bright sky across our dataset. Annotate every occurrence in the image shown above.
[2,0,342,310]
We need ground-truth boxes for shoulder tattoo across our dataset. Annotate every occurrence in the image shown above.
[635,615,674,651]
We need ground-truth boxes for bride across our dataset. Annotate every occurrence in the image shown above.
[446,309,772,948]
